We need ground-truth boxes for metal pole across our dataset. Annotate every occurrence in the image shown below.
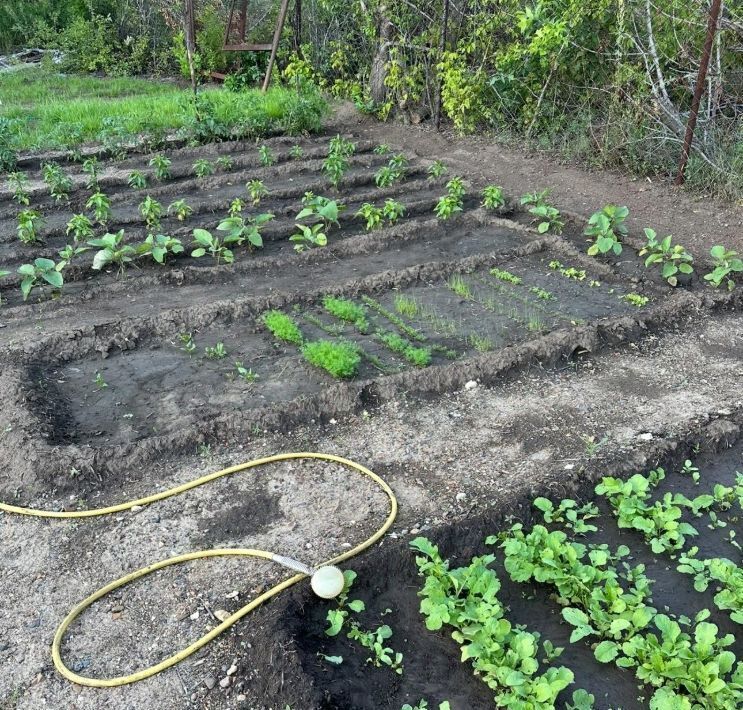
[434,0,450,131]
[674,0,722,186]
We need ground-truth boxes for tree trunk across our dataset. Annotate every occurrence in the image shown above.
[369,4,393,105]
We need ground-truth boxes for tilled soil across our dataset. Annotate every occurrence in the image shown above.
[1,106,742,710]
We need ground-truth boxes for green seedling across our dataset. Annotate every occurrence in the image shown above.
[229,198,245,217]
[639,228,693,286]
[302,340,361,378]
[468,333,493,352]
[191,228,234,264]
[17,209,43,244]
[328,135,356,157]
[205,342,227,359]
[178,332,196,355]
[262,310,303,345]
[289,144,304,160]
[533,497,600,534]
[323,153,349,189]
[427,160,447,179]
[233,361,259,383]
[139,196,162,230]
[216,155,234,171]
[549,260,586,281]
[7,171,30,205]
[88,229,136,274]
[530,286,553,300]
[323,296,369,332]
[682,459,701,485]
[622,293,648,307]
[447,274,472,299]
[94,372,108,389]
[519,188,551,207]
[393,295,419,318]
[362,295,427,341]
[379,331,431,366]
[584,205,628,256]
[128,170,148,189]
[193,158,214,178]
[481,185,505,209]
[704,245,742,291]
[137,234,184,264]
[218,212,273,251]
[246,179,268,206]
[42,162,72,203]
[290,223,327,253]
[297,194,342,229]
[258,145,275,166]
[168,199,193,221]
[383,199,405,224]
[356,203,383,231]
[18,258,64,301]
[373,144,391,155]
[86,191,112,225]
[375,154,407,187]
[66,214,94,243]
[82,157,100,190]
[434,195,462,220]
[57,243,89,270]
[149,154,172,181]
[530,204,563,234]
[490,268,522,285]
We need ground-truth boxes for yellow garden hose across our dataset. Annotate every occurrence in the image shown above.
[0,452,398,688]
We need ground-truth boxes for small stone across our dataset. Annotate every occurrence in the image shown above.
[456,492,466,502]
[237,694,246,702]
[219,676,231,688]
[204,674,216,690]
[465,380,478,390]
[637,432,653,441]
[214,610,230,622]
[564,463,574,470]
[227,664,237,676]
[190,610,200,621]
[329,418,337,425]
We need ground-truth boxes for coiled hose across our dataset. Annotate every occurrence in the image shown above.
[0,452,397,687]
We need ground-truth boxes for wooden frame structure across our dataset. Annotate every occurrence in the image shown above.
[222,0,294,91]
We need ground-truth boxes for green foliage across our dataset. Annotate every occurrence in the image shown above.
[42,162,72,203]
[533,497,599,535]
[378,331,431,367]
[394,295,419,318]
[167,199,193,222]
[411,537,577,707]
[447,274,472,299]
[138,196,162,230]
[530,204,564,234]
[57,243,89,270]
[639,229,694,286]
[128,171,147,190]
[82,157,99,190]
[137,234,183,265]
[302,340,361,378]
[246,179,268,205]
[383,199,405,224]
[704,246,742,291]
[622,293,649,307]
[375,154,408,187]
[549,260,586,281]
[217,213,273,252]
[204,342,227,360]
[258,145,275,167]
[584,205,628,256]
[7,171,29,205]
[482,185,506,210]
[191,228,233,265]
[362,295,427,342]
[290,145,304,160]
[88,229,135,274]
[17,257,63,301]
[149,154,171,181]
[86,190,111,225]
[290,223,328,253]
[216,156,234,171]
[427,160,447,179]
[17,209,43,244]
[193,158,214,178]
[233,362,259,383]
[678,550,743,624]
[262,311,303,346]
[490,268,522,285]
[323,297,369,332]
[356,203,383,231]
[66,214,94,243]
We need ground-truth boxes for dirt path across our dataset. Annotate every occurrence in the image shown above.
[329,104,743,258]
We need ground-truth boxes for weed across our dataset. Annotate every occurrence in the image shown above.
[86,191,112,225]
[246,178,268,205]
[302,340,361,378]
[481,185,505,209]
[17,209,43,244]
[262,310,303,345]
[427,160,447,179]
[323,296,369,332]
[94,372,108,389]
[378,331,432,366]
[468,333,493,352]
[17,258,64,301]
[205,342,227,359]
[7,171,30,205]
[639,228,694,286]
[139,196,162,230]
[138,234,184,264]
[167,198,193,221]
[127,170,147,189]
[447,274,472,299]
[704,245,742,291]
[622,293,649,307]
[216,155,234,171]
[489,268,522,285]
[149,154,172,181]
[393,294,419,318]
[258,145,275,166]
[193,158,214,178]
[66,214,94,243]
[89,229,136,274]
[289,144,304,160]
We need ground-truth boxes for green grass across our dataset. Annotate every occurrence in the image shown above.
[302,340,361,378]
[0,66,327,152]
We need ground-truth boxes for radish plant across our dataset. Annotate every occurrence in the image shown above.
[88,230,136,274]
[17,209,43,244]
[18,258,64,301]
[86,191,112,225]
[149,154,171,181]
[167,199,193,221]
[704,245,742,291]
[128,170,147,189]
[246,179,268,205]
[66,214,94,243]
[139,196,163,230]
[7,171,30,205]
[639,229,694,286]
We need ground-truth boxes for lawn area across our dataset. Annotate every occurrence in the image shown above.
[0,66,327,152]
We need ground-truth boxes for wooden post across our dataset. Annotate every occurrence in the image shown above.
[674,0,722,186]
[183,0,197,100]
[262,0,291,92]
